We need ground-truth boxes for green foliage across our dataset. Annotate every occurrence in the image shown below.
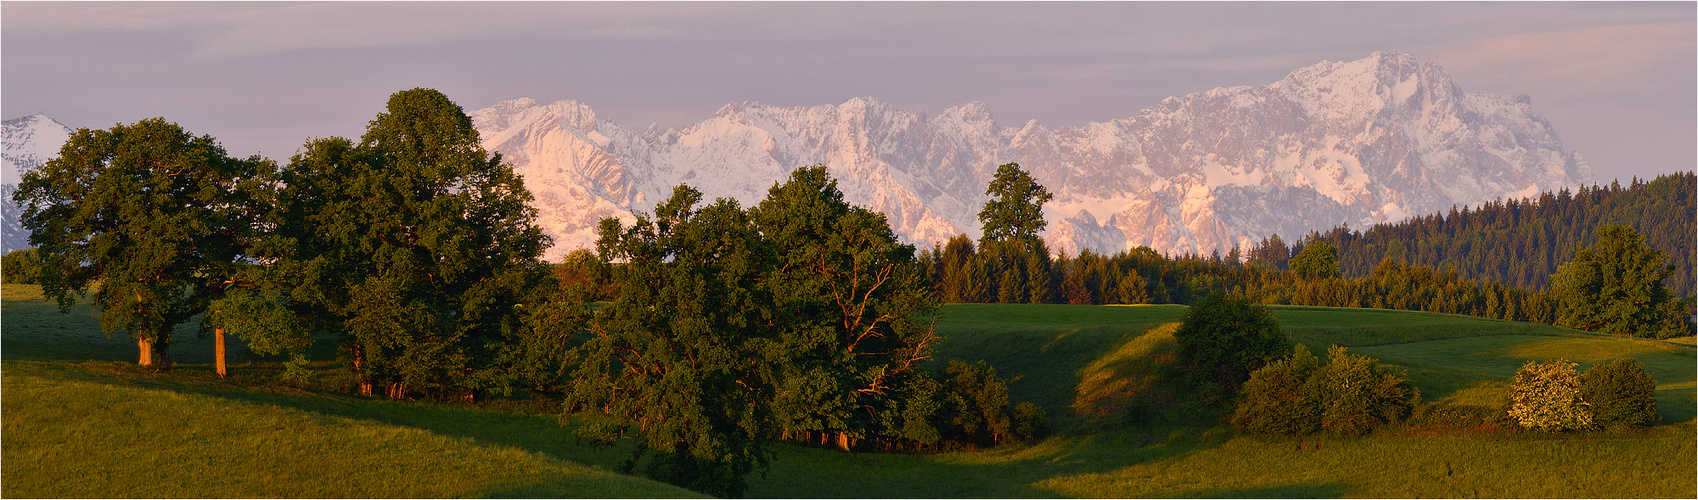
[1550,225,1694,339]
[1311,345,1418,435]
[263,88,551,397]
[938,360,1044,445]
[750,165,942,450]
[1233,345,1418,436]
[2,248,43,284]
[1581,358,1658,429]
[1173,292,1290,405]
[1508,359,1593,432]
[567,186,776,498]
[1289,241,1340,279]
[11,117,274,368]
[204,282,314,382]
[1288,173,1695,298]
[977,162,1052,243]
[1232,345,1321,435]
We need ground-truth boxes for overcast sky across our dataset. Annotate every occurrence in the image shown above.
[4,2,1693,183]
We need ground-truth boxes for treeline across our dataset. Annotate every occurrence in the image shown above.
[1248,172,1695,297]
[7,90,1041,498]
[914,178,1694,339]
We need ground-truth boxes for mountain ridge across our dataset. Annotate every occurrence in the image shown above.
[2,52,1595,261]
[472,51,1592,260]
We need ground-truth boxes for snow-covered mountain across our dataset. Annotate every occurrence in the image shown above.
[474,52,1593,260]
[4,52,1595,261]
[2,114,74,253]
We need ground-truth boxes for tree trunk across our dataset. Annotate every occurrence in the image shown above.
[152,340,172,371]
[138,337,153,366]
[354,344,373,396]
[835,432,851,452]
[215,327,228,378]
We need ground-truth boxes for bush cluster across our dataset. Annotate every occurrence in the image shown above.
[1509,358,1657,432]
[938,360,1048,446]
[1231,345,1418,436]
[2,248,42,284]
[1173,292,1290,406]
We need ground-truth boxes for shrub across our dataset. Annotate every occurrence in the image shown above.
[939,360,1046,446]
[1232,345,1418,436]
[1173,292,1289,405]
[941,360,1014,445]
[1231,345,1321,435]
[1011,402,1049,441]
[1581,358,1658,429]
[1507,359,1593,432]
[1312,345,1418,435]
[2,248,42,284]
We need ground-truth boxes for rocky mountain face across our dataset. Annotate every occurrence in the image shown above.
[3,114,74,253]
[3,52,1594,261]
[473,52,1592,260]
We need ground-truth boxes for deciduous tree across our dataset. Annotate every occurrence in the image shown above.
[978,162,1052,243]
[267,88,550,397]
[13,118,273,370]
[566,186,776,498]
[1172,292,1289,405]
[1550,225,1693,338]
[750,166,941,452]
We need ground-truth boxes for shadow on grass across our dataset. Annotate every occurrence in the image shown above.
[1170,482,1349,498]
[4,357,1239,499]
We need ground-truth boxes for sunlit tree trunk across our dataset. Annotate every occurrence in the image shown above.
[215,327,228,378]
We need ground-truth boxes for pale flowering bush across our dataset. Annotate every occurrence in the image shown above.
[1507,359,1593,432]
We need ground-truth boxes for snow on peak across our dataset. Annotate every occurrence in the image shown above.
[460,52,1592,260]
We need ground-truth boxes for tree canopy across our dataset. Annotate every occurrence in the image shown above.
[1289,240,1340,280]
[567,186,778,498]
[977,162,1052,243]
[259,88,551,397]
[1549,225,1692,339]
[750,166,942,451]
[13,117,274,369]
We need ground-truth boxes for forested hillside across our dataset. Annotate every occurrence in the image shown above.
[1254,172,1695,297]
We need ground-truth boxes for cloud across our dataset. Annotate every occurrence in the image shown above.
[1431,23,1696,97]
[3,2,717,59]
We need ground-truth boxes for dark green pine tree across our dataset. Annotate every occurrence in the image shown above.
[1549,225,1694,339]
[13,118,274,370]
[566,186,777,498]
[750,166,942,451]
[268,88,551,397]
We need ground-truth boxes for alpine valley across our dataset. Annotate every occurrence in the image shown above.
[4,52,1594,259]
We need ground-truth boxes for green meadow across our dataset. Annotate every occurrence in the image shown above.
[4,286,1693,498]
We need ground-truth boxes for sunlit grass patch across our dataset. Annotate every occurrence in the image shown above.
[0,365,700,499]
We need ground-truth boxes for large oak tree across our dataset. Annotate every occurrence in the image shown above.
[263,88,551,397]
[13,118,273,369]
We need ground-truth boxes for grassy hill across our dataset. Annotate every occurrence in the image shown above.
[3,285,1693,498]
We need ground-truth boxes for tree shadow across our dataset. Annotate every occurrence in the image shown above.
[1170,482,1350,498]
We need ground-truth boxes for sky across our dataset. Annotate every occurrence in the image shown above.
[4,2,1693,184]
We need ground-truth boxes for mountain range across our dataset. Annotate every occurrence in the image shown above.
[3,52,1594,260]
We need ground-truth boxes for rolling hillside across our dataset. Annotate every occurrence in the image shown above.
[3,286,1691,498]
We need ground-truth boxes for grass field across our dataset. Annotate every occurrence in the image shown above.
[4,286,1694,498]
